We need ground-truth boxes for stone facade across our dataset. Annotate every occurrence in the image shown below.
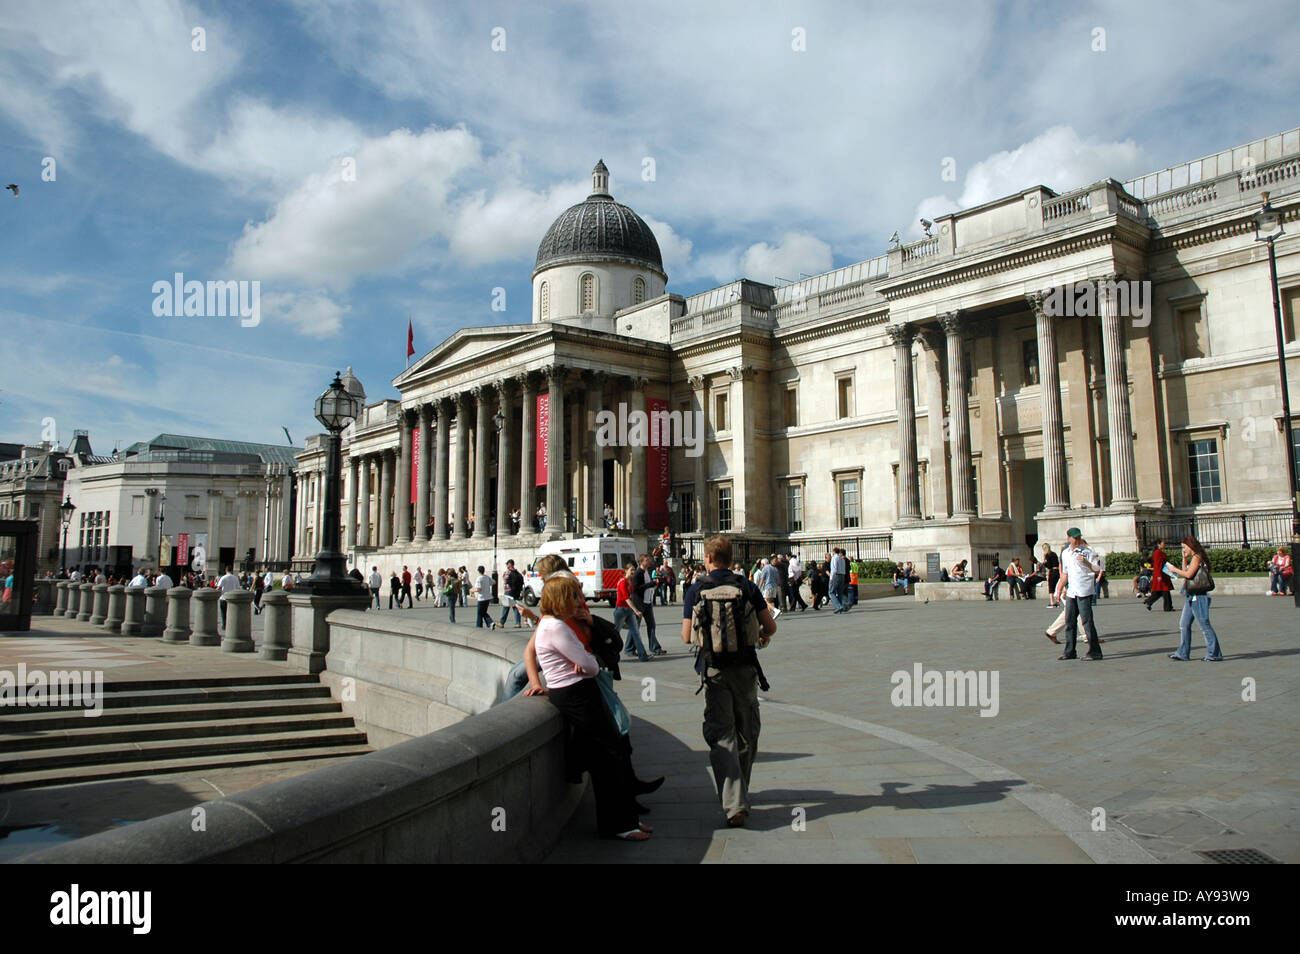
[296,134,1300,577]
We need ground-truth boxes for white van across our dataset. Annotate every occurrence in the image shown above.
[522,535,641,606]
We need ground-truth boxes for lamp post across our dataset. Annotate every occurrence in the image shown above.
[303,372,365,595]
[667,493,679,568]
[1254,191,1300,609]
[59,495,76,576]
[154,492,166,570]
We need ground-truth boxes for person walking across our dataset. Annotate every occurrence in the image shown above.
[444,569,459,623]
[1167,535,1224,661]
[787,553,807,611]
[388,571,402,609]
[216,566,240,632]
[252,572,265,614]
[1145,540,1174,612]
[1058,529,1102,661]
[615,564,650,662]
[1042,544,1061,608]
[633,555,667,655]
[400,566,413,608]
[367,566,383,609]
[498,559,524,628]
[681,535,777,829]
[473,565,495,629]
[414,566,424,602]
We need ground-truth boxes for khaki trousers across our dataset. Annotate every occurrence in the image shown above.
[703,664,761,820]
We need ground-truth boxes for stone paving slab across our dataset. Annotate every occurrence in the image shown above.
[549,592,1298,863]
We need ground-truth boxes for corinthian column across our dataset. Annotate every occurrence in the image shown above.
[473,385,493,538]
[416,404,432,540]
[357,456,371,548]
[545,366,566,533]
[941,311,975,515]
[1098,274,1138,504]
[378,450,393,548]
[346,456,359,549]
[395,410,413,544]
[1028,291,1070,510]
[520,373,537,528]
[887,322,921,522]
[497,380,514,535]
[454,393,470,538]
[434,400,450,539]
[584,372,605,529]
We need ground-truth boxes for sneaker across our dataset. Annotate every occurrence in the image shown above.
[771,608,782,620]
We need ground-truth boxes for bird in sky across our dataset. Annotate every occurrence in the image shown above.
[4,184,17,197]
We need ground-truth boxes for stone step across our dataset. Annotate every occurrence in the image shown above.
[0,726,369,775]
[0,743,375,792]
[0,697,343,733]
[0,681,334,715]
[0,711,359,753]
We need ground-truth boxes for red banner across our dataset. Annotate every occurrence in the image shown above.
[410,427,420,505]
[536,393,550,487]
[647,397,670,530]
[177,533,189,567]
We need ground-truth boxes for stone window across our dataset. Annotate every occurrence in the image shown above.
[1022,339,1039,386]
[1282,287,1300,343]
[131,495,146,515]
[783,385,798,428]
[581,273,596,313]
[185,494,199,517]
[786,481,803,533]
[838,476,860,529]
[677,489,696,533]
[540,281,550,320]
[717,485,732,532]
[1187,438,1222,504]
[633,276,646,304]
[836,374,854,419]
[714,392,729,432]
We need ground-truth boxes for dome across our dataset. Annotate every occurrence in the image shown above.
[340,366,366,403]
[533,161,665,279]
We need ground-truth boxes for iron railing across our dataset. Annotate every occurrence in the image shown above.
[676,533,894,566]
[1137,510,1293,551]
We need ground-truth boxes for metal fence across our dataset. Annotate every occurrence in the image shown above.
[1137,511,1294,551]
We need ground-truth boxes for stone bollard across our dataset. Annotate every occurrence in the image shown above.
[221,591,254,652]
[163,587,192,642]
[63,582,78,618]
[32,579,56,615]
[55,581,69,616]
[190,588,220,646]
[77,583,94,622]
[142,586,169,637]
[260,590,291,660]
[105,585,126,633]
[121,585,147,635]
[89,583,109,626]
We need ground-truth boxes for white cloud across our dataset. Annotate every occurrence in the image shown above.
[640,214,693,273]
[736,232,833,284]
[448,178,587,267]
[261,290,349,338]
[228,126,481,289]
[909,126,1146,237]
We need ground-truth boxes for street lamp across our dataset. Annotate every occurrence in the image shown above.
[666,493,679,567]
[1253,191,1300,609]
[303,372,365,594]
[59,495,76,576]
[155,492,166,570]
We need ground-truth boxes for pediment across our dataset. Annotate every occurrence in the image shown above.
[395,324,540,387]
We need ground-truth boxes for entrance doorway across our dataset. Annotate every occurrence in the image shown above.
[1020,459,1045,559]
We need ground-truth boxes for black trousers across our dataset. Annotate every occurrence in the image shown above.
[547,679,638,837]
[1145,589,1173,611]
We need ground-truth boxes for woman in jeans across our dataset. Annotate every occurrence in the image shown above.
[535,574,650,841]
[1167,535,1224,661]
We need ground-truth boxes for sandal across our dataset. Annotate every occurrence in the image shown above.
[613,828,651,841]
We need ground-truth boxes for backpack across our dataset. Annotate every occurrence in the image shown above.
[690,574,768,692]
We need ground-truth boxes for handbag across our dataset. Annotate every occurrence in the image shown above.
[1185,559,1215,595]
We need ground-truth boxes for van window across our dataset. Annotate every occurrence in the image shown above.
[567,557,575,568]
[603,553,618,569]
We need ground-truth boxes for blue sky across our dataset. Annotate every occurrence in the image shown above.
[1,0,1297,453]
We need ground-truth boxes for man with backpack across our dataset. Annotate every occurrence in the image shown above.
[681,535,777,829]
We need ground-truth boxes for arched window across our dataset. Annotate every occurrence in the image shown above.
[633,276,646,304]
[540,281,550,320]
[581,273,596,312]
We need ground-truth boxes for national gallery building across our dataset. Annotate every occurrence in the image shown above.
[294,131,1300,576]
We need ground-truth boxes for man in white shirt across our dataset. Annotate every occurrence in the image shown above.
[281,571,295,592]
[473,566,496,629]
[786,554,807,611]
[217,566,241,632]
[1060,528,1103,661]
[829,549,850,614]
[128,569,149,588]
[69,567,82,582]
[155,571,174,589]
[367,566,383,609]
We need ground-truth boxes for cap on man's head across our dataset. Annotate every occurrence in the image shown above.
[1066,527,1082,538]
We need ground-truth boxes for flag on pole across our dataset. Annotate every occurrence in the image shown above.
[406,318,415,365]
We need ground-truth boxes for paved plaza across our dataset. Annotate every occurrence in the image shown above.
[2,591,1296,863]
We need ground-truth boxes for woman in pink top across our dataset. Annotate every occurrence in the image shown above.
[535,574,650,842]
